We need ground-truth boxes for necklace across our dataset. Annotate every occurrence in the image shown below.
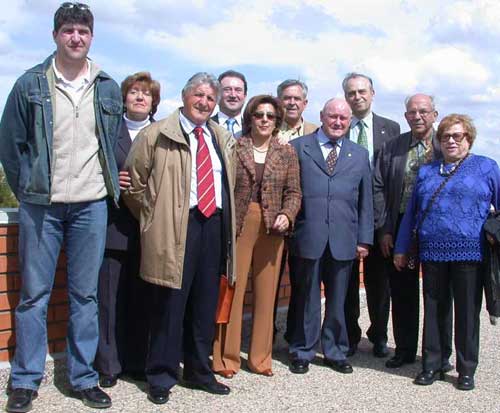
[439,154,468,176]
[253,145,268,153]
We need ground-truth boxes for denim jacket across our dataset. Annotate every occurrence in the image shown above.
[0,54,122,205]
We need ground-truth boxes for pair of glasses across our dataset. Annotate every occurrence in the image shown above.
[439,132,468,143]
[406,109,434,118]
[60,2,90,10]
[252,112,277,120]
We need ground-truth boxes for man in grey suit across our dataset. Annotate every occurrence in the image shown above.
[342,72,400,358]
[287,98,373,375]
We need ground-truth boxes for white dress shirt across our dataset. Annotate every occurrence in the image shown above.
[317,127,343,160]
[216,111,243,138]
[179,110,223,209]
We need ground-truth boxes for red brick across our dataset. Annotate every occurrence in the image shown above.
[50,339,66,353]
[0,274,16,292]
[0,330,15,348]
[52,304,69,322]
[0,255,19,274]
[0,311,14,331]
[0,236,17,254]
[47,322,67,340]
[0,225,18,236]
[0,292,19,311]
[0,348,15,362]
[48,288,68,305]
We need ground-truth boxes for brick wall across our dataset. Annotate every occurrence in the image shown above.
[0,218,363,362]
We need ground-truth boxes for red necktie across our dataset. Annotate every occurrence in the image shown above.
[194,126,216,217]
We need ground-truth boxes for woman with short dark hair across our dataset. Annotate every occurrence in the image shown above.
[212,95,301,378]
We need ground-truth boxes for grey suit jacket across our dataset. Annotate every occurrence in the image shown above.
[289,132,374,261]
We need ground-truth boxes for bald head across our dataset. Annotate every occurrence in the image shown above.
[320,98,352,140]
[404,93,438,140]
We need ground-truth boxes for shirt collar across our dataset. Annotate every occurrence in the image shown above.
[281,118,304,134]
[52,57,91,88]
[179,109,210,136]
[410,129,435,148]
[351,111,373,130]
[318,127,344,147]
[217,111,242,126]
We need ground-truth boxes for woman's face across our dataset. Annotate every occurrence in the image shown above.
[440,122,471,163]
[250,103,277,139]
[125,81,153,121]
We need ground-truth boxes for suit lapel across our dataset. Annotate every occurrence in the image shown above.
[263,136,282,178]
[332,138,354,178]
[237,136,256,181]
[303,134,329,175]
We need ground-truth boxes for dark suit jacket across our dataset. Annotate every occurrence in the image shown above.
[234,135,301,236]
[373,131,442,239]
[289,132,374,261]
[371,113,400,159]
[106,121,139,251]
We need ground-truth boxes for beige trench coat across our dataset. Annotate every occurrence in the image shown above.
[123,109,237,289]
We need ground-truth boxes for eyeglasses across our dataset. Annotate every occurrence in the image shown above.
[439,132,468,143]
[406,109,434,118]
[60,2,90,10]
[252,112,277,121]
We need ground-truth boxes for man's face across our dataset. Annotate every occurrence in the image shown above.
[320,100,352,140]
[344,77,374,118]
[280,85,308,125]
[404,95,438,138]
[53,23,93,62]
[219,76,246,117]
[182,83,218,125]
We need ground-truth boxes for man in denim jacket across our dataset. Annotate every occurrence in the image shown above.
[0,3,121,412]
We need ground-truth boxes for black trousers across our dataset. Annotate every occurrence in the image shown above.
[95,249,149,376]
[422,261,482,376]
[345,244,390,347]
[146,209,222,390]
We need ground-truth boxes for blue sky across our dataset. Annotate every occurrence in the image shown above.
[1,0,499,162]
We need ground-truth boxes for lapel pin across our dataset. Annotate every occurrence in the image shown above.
[348,153,352,157]
[381,130,386,134]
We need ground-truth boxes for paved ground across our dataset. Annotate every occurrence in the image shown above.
[1,293,499,412]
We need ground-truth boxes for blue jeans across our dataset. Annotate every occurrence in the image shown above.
[11,200,107,391]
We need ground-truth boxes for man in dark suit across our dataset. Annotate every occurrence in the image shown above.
[287,98,373,375]
[373,94,452,370]
[211,70,247,138]
[342,72,400,358]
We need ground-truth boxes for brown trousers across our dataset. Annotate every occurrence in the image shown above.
[213,203,284,373]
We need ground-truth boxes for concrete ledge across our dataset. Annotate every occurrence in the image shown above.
[0,209,18,225]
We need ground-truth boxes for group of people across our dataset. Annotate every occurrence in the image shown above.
[0,3,499,413]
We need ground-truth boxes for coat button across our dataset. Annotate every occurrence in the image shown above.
[263,203,269,209]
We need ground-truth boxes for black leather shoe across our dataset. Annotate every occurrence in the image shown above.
[184,380,230,395]
[414,370,445,385]
[6,388,37,413]
[147,386,170,404]
[76,386,112,409]
[372,343,389,358]
[385,355,415,368]
[99,374,117,388]
[324,358,353,374]
[289,359,309,374]
[346,344,357,357]
[441,360,454,373]
[457,375,475,391]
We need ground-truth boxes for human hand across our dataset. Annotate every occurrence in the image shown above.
[272,214,290,233]
[393,254,407,271]
[379,234,394,258]
[356,244,369,260]
[119,170,131,190]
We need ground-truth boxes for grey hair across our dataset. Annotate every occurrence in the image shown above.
[182,72,221,102]
[277,79,309,99]
[404,94,436,111]
[341,72,374,93]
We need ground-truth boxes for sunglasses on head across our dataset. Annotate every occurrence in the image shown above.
[60,2,90,10]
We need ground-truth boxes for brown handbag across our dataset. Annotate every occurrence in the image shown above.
[215,275,235,324]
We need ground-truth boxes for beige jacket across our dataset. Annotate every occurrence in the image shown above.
[123,109,237,289]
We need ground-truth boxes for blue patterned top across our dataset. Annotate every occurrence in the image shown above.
[395,154,500,262]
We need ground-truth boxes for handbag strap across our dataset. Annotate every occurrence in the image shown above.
[415,153,469,231]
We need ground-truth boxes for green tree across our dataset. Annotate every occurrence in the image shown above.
[0,167,18,208]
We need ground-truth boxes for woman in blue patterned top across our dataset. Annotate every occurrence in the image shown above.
[394,114,500,391]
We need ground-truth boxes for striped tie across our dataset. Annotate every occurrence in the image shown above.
[326,141,338,175]
[226,118,236,135]
[194,127,216,218]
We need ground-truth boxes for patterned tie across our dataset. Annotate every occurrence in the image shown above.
[226,118,236,135]
[326,141,338,175]
[357,120,368,149]
[194,127,216,218]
